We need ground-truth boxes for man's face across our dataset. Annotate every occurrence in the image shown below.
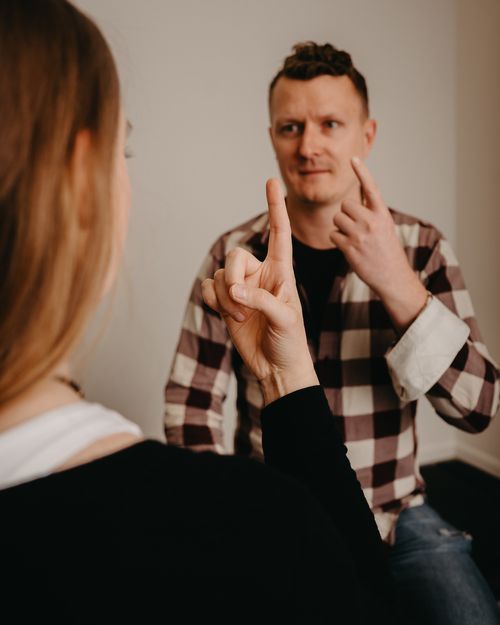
[269,75,376,208]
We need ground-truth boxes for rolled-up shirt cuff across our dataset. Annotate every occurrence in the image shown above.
[385,296,470,402]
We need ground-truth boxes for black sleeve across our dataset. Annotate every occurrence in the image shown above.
[261,385,394,618]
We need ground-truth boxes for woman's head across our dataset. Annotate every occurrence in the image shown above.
[0,0,126,404]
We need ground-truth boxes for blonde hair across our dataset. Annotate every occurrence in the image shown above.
[0,0,121,404]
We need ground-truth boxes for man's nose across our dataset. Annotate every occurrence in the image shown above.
[298,124,322,159]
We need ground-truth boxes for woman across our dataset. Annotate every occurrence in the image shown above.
[0,1,392,622]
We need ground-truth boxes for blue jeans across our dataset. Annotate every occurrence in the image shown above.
[389,503,500,625]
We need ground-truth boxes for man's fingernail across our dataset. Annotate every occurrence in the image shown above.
[352,156,361,165]
[231,284,246,301]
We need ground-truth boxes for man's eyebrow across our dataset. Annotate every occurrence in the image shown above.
[274,111,343,123]
[274,116,302,123]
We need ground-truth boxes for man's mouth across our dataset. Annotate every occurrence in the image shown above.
[298,169,330,176]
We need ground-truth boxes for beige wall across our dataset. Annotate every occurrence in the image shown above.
[73,0,498,474]
[453,0,500,475]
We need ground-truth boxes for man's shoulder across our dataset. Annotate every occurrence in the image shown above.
[389,207,445,249]
[208,212,269,260]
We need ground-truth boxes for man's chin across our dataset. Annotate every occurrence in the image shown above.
[297,189,337,207]
[288,177,337,205]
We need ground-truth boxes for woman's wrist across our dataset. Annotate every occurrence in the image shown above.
[259,365,319,406]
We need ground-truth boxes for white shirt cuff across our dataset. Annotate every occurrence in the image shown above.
[385,296,470,402]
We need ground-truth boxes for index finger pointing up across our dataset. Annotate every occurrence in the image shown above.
[266,178,293,264]
[351,156,384,210]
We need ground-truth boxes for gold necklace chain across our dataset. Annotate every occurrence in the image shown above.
[53,375,85,399]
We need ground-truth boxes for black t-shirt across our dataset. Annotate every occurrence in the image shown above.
[292,236,343,348]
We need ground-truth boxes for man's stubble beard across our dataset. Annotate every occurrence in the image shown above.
[291,182,359,212]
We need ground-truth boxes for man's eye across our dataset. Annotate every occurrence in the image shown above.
[324,120,339,130]
[279,123,301,135]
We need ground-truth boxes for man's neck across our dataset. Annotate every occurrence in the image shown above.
[286,189,361,250]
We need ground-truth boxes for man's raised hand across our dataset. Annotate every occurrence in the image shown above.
[330,157,428,331]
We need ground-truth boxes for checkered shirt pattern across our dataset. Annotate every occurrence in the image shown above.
[164,209,499,523]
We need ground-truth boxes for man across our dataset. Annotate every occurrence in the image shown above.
[165,43,499,624]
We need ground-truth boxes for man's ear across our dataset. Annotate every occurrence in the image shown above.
[363,118,377,157]
[68,129,93,229]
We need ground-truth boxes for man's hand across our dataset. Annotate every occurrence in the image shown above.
[330,157,428,332]
[202,179,318,405]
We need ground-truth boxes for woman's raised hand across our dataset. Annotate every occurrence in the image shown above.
[202,179,318,405]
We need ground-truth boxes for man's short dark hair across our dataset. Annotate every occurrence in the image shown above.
[269,42,369,116]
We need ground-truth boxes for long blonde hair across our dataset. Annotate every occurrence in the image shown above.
[0,0,121,404]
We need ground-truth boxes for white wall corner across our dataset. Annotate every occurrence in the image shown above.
[418,440,457,467]
[418,438,500,479]
[455,440,500,479]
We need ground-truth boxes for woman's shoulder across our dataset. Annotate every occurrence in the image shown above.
[0,438,344,578]
[1,438,320,522]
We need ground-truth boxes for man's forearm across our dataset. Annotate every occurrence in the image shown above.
[377,271,429,334]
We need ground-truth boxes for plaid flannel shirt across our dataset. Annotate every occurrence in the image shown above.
[165,208,499,539]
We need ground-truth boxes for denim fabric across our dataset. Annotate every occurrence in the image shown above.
[389,503,500,625]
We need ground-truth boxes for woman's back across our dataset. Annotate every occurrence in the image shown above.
[1,431,362,622]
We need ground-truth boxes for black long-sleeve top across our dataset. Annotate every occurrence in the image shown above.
[0,387,392,623]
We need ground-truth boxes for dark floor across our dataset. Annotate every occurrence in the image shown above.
[421,460,500,600]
